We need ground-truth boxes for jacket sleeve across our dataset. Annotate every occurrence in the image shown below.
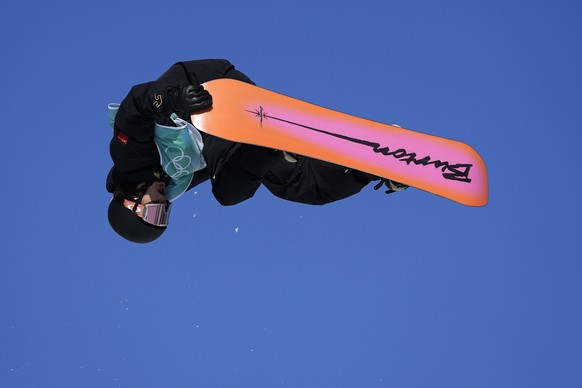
[223,65,256,85]
[108,81,179,188]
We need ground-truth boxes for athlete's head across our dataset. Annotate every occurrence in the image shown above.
[107,181,171,243]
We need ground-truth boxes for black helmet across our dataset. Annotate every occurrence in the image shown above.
[107,193,167,244]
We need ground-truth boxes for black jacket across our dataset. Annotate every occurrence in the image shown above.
[107,59,370,205]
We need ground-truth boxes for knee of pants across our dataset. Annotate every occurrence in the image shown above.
[212,179,259,206]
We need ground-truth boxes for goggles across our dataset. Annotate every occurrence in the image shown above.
[123,199,172,227]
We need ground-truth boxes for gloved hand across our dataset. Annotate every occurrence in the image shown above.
[166,85,212,116]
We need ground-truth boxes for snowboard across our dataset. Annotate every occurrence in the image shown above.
[191,79,488,206]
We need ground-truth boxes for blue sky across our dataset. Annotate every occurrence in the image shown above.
[1,0,581,387]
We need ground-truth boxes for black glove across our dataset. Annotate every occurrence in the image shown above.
[166,85,212,116]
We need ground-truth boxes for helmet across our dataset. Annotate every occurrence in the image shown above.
[107,194,167,244]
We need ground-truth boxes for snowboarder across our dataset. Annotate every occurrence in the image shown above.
[106,59,407,243]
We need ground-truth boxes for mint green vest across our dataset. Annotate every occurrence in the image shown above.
[108,104,206,201]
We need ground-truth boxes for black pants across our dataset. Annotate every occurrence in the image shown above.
[202,134,372,206]
[263,155,372,205]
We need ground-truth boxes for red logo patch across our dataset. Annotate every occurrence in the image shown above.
[117,131,128,145]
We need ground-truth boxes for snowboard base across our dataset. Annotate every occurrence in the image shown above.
[192,79,488,206]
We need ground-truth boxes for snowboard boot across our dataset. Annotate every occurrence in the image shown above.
[373,178,409,194]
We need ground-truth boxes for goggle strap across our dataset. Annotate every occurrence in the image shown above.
[131,191,146,213]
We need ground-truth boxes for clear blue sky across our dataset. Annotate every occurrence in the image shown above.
[1,0,581,387]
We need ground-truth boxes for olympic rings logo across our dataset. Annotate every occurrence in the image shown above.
[164,146,192,178]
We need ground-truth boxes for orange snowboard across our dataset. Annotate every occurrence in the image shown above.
[192,79,488,206]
